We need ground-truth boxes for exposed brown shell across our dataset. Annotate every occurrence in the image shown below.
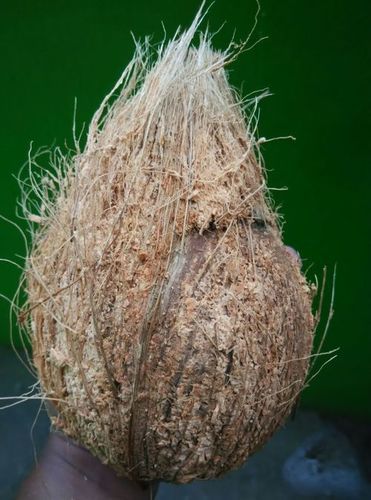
[26,12,314,483]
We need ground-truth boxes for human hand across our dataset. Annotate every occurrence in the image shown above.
[17,432,158,500]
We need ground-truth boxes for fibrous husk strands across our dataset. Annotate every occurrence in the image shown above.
[24,10,314,483]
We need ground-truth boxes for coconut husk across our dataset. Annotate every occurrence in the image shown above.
[25,9,314,483]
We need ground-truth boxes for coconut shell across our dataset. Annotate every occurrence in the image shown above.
[25,13,314,484]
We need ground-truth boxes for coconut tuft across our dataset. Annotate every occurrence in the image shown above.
[23,9,315,483]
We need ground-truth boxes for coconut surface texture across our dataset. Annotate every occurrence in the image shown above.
[25,14,315,483]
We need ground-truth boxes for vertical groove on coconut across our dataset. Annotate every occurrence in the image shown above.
[23,9,315,484]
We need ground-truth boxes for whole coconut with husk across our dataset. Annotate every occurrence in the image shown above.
[24,12,314,484]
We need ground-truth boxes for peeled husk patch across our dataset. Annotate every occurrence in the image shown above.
[25,13,314,483]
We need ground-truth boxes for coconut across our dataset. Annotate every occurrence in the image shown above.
[24,11,314,484]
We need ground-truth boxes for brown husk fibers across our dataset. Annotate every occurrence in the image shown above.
[25,14,315,483]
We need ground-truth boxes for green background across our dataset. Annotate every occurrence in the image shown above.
[0,1,370,418]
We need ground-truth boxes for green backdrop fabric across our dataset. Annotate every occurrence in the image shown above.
[1,1,370,417]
